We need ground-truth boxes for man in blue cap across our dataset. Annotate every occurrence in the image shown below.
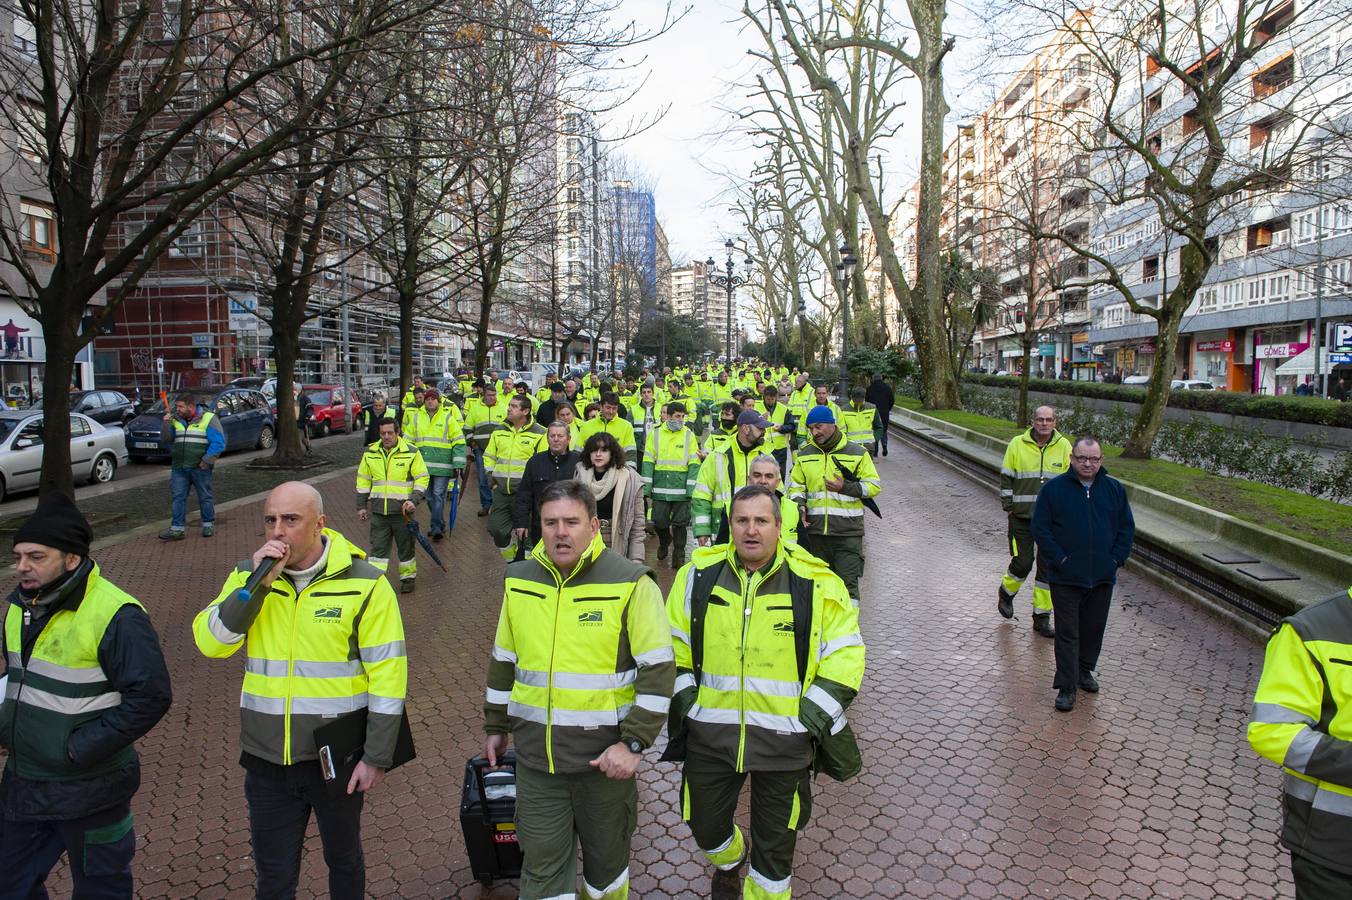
[788,404,882,605]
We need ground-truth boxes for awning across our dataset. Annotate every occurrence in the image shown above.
[1274,347,1348,376]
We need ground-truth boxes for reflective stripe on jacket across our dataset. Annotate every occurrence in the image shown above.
[464,398,510,450]
[171,411,221,468]
[691,439,762,538]
[1000,429,1071,519]
[642,425,700,500]
[1,565,141,781]
[841,403,876,449]
[666,541,864,774]
[407,405,467,476]
[1249,587,1352,876]
[193,529,407,768]
[788,432,881,538]
[484,423,548,494]
[484,533,674,773]
[356,438,429,516]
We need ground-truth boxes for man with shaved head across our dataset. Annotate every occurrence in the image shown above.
[997,405,1072,637]
[194,481,408,900]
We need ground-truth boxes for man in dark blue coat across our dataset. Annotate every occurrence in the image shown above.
[1031,436,1135,712]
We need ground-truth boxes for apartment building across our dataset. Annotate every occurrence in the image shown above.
[1083,0,1352,393]
[554,111,613,365]
[671,261,710,320]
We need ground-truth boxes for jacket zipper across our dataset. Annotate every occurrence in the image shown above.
[738,567,753,773]
[281,564,341,764]
[545,561,563,774]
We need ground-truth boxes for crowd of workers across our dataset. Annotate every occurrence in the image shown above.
[1,358,1349,899]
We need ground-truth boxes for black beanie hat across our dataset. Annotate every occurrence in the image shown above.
[13,491,93,557]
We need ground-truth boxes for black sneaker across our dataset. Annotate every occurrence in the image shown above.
[1078,672,1099,693]
[1055,688,1076,712]
[997,588,1014,619]
[431,531,444,541]
[657,541,669,561]
[400,578,415,594]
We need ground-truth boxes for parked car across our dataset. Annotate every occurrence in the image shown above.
[1171,379,1217,391]
[303,385,362,437]
[0,411,127,502]
[1121,374,1151,385]
[33,390,137,427]
[124,386,276,462]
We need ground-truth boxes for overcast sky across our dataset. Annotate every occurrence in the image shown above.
[609,0,1002,270]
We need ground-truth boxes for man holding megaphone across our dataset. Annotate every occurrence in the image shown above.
[193,481,407,900]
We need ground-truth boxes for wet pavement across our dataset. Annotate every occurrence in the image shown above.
[22,441,1291,898]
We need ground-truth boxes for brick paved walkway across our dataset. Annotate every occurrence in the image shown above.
[28,443,1291,898]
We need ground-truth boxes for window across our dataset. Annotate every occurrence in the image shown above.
[1252,1,1295,47]
[160,0,180,38]
[170,220,204,257]
[1146,91,1163,115]
[1146,132,1162,154]
[69,415,91,437]
[1145,54,1161,77]
[1250,111,1292,151]
[169,73,199,111]
[1252,54,1294,99]
[19,201,55,258]
[1247,215,1290,252]
[12,0,35,53]
[1142,255,1160,282]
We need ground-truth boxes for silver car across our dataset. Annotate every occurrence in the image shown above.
[0,410,127,503]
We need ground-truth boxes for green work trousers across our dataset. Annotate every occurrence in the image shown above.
[682,751,811,899]
[800,533,865,602]
[652,498,691,564]
[488,488,515,549]
[515,762,636,900]
[1003,514,1052,614]
[368,512,415,582]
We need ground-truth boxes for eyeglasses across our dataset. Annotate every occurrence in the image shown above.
[1072,455,1103,463]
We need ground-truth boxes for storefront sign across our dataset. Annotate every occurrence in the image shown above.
[1038,343,1056,357]
[1256,342,1308,359]
[1335,323,1352,351]
[1138,342,1156,353]
[1071,332,1089,344]
[1196,340,1234,352]
[1331,352,1352,365]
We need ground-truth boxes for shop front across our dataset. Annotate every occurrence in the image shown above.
[1192,331,1235,389]
[1252,324,1309,395]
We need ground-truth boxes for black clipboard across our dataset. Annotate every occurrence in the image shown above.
[314,707,416,798]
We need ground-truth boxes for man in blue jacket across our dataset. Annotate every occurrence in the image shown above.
[1031,437,1135,712]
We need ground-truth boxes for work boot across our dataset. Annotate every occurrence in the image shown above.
[201,523,215,538]
[1032,613,1055,638]
[657,536,670,561]
[477,508,489,517]
[1078,671,1099,693]
[401,578,415,594]
[710,850,747,900]
[158,528,185,541]
[997,587,1014,619]
[1055,688,1076,712]
[431,530,444,541]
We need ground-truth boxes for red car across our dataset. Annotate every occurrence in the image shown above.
[303,384,362,437]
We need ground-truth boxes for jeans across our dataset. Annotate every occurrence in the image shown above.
[244,762,365,900]
[170,466,214,529]
[0,802,135,900]
[426,475,450,534]
[475,449,493,509]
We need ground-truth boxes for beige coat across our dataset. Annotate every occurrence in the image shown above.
[603,466,647,564]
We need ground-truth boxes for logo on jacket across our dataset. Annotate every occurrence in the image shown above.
[314,606,343,620]
[578,610,604,626]
[772,620,794,635]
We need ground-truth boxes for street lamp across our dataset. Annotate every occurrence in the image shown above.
[706,238,752,362]
[837,241,857,401]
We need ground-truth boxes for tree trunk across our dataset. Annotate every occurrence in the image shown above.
[474,282,492,377]
[1122,308,1183,459]
[37,314,80,498]
[269,304,307,465]
[398,288,415,403]
[1018,336,1033,428]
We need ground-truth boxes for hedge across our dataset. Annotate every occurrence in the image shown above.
[963,373,1352,428]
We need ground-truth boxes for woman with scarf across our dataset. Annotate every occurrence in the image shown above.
[578,431,646,563]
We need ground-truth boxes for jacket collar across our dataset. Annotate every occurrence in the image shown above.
[8,557,95,619]
[531,530,606,585]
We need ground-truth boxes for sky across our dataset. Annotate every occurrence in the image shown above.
[610,0,1001,270]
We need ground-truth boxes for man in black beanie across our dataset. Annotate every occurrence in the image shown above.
[0,491,173,898]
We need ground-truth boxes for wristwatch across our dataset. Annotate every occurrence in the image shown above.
[622,737,644,755]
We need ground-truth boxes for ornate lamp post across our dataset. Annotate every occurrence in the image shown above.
[837,241,857,401]
[706,238,752,362]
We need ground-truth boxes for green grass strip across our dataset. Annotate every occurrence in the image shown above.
[894,398,1352,556]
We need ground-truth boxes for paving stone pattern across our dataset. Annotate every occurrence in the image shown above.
[27,444,1292,898]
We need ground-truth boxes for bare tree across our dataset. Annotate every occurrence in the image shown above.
[1003,0,1352,456]
[0,0,427,494]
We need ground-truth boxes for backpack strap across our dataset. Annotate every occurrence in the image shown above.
[687,560,726,682]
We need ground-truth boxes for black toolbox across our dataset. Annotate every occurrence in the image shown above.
[460,751,523,886]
